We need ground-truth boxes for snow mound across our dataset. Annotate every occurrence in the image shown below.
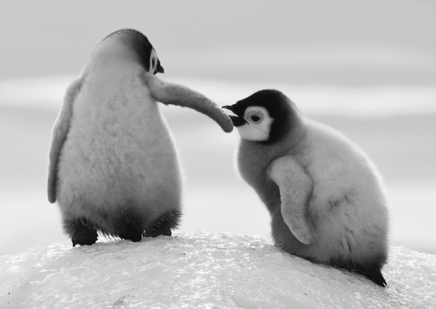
[1,232,435,308]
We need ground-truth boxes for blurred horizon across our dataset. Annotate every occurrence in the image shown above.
[1,0,435,256]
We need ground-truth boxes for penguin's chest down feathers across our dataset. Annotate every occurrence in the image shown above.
[58,75,180,205]
[237,140,291,214]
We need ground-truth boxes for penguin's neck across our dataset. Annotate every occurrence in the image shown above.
[85,63,143,94]
[77,60,156,118]
[84,48,143,80]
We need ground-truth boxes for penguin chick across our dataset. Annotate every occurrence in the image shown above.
[48,29,233,247]
[223,90,389,287]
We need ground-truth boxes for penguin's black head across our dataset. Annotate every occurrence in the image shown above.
[102,29,164,75]
[223,89,299,144]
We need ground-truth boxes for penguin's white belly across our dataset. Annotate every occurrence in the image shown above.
[57,80,181,217]
[297,120,388,261]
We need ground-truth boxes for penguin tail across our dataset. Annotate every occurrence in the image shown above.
[330,257,388,287]
[114,210,144,242]
[355,267,387,287]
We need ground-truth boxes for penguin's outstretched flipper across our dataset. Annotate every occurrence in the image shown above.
[146,75,233,133]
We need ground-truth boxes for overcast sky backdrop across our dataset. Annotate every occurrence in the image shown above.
[1,0,435,86]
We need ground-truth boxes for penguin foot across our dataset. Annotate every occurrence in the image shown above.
[65,218,98,247]
[144,217,172,237]
[143,210,181,237]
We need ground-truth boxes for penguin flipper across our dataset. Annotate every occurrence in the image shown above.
[47,78,82,203]
[145,74,233,133]
[268,156,316,245]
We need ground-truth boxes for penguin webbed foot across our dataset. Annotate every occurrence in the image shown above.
[144,219,172,237]
[65,218,98,247]
[143,210,181,238]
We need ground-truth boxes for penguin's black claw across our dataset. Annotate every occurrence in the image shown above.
[69,220,98,247]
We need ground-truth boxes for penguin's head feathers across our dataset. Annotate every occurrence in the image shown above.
[223,89,300,143]
[232,106,274,142]
[91,29,164,75]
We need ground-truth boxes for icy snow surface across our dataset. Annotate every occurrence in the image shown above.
[1,232,435,308]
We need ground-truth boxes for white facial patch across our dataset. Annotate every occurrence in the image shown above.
[237,106,273,142]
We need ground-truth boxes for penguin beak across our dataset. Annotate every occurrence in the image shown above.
[222,105,246,127]
[156,64,164,74]
[154,59,164,74]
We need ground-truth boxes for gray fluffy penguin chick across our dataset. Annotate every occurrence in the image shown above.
[48,29,233,247]
[223,90,389,287]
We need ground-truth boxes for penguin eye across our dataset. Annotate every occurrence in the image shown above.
[245,110,264,124]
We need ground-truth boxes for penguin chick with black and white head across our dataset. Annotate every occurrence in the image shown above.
[223,90,389,287]
[48,29,233,247]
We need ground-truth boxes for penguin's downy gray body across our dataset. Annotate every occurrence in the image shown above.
[48,29,233,246]
[223,90,389,287]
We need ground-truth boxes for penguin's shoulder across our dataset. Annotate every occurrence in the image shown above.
[298,118,380,194]
[300,118,366,160]
[77,64,152,109]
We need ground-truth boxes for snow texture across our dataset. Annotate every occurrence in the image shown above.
[1,232,435,308]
